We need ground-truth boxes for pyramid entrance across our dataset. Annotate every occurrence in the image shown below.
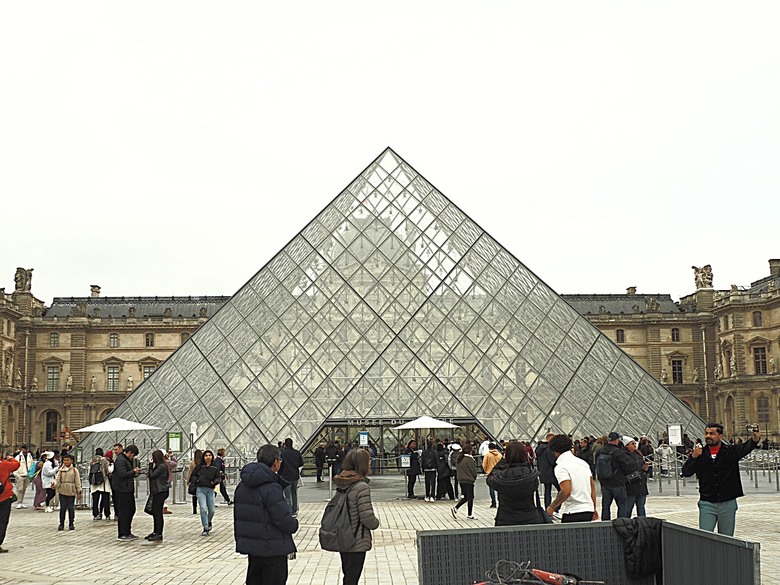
[78,148,705,461]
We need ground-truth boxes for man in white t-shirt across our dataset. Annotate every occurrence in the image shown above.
[546,435,598,523]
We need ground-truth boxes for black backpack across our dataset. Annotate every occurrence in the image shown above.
[596,450,615,480]
[89,461,104,485]
[421,449,437,470]
[319,483,360,552]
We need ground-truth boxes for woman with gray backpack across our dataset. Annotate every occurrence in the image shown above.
[326,448,380,585]
[89,448,112,521]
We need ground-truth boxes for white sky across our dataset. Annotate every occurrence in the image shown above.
[2,2,778,306]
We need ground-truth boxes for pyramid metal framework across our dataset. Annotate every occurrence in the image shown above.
[78,148,705,457]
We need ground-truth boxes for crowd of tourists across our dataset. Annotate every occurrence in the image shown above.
[0,423,762,584]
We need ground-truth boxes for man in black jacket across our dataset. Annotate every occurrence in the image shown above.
[535,433,559,509]
[111,444,141,541]
[279,438,304,517]
[234,444,298,585]
[598,432,637,520]
[682,422,759,536]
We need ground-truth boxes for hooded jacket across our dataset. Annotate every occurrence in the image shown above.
[234,462,298,557]
[487,461,543,526]
[333,470,380,553]
[535,442,558,485]
[482,448,502,475]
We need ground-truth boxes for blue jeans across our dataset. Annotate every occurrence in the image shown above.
[283,481,298,515]
[626,493,647,517]
[196,486,215,531]
[698,499,738,536]
[601,484,628,520]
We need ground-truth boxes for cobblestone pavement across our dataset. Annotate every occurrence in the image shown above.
[1,472,776,585]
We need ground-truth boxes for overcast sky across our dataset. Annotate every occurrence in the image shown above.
[2,2,778,306]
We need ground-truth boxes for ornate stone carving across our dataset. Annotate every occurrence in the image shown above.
[199,307,208,318]
[661,368,668,383]
[692,265,713,289]
[128,306,136,318]
[771,357,777,374]
[127,375,134,391]
[730,354,737,377]
[692,368,699,384]
[714,362,723,380]
[644,297,660,312]
[90,376,97,391]
[31,375,38,391]
[164,307,172,318]
[14,267,33,292]
[66,373,73,391]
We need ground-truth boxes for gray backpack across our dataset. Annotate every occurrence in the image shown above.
[319,483,360,552]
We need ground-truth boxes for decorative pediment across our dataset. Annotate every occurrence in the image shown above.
[746,336,770,347]
[666,350,688,365]
[138,356,160,367]
[41,356,64,366]
[101,357,125,372]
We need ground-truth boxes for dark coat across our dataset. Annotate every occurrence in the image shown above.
[436,448,451,478]
[315,447,326,467]
[234,462,298,557]
[148,462,170,494]
[598,443,637,488]
[625,450,648,497]
[279,447,304,482]
[578,444,594,473]
[535,442,558,485]
[193,462,221,488]
[681,438,757,502]
[111,453,137,493]
[487,462,543,526]
[404,446,420,476]
[612,517,662,578]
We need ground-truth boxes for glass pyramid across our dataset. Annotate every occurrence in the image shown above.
[77,148,705,459]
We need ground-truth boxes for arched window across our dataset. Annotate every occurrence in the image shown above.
[671,328,681,342]
[45,410,59,442]
[757,395,770,425]
[145,333,155,348]
[109,333,120,348]
[616,329,625,343]
[49,332,59,348]
[753,311,763,327]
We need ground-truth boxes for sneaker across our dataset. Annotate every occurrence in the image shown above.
[45,506,53,513]
[489,504,496,508]
[19,503,28,509]
[147,534,163,542]
[16,504,24,510]
[105,517,112,521]
[467,515,477,520]
[93,517,100,522]
[117,535,134,541]
[144,533,156,540]
[57,525,64,531]
[201,530,210,536]
[68,525,75,531]
[127,534,139,540]
[207,523,212,531]
[451,506,458,519]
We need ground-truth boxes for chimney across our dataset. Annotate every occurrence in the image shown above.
[90,285,101,298]
[769,259,780,277]
[626,287,637,295]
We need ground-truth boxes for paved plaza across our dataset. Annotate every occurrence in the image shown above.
[1,471,777,585]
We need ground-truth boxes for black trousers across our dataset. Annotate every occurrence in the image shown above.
[455,482,475,515]
[92,491,111,518]
[407,473,417,497]
[340,551,367,585]
[115,491,136,537]
[246,554,288,585]
[424,471,437,498]
[437,476,454,500]
[152,491,168,535]
[58,495,76,527]
[0,498,11,546]
[45,487,56,507]
[219,481,231,503]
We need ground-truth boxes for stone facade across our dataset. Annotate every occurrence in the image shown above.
[1,259,778,452]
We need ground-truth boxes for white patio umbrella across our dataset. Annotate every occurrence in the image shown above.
[73,418,161,433]
[392,416,459,430]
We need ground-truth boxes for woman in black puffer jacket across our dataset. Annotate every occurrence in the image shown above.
[487,441,544,526]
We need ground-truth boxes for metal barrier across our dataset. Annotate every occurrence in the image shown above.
[417,519,759,585]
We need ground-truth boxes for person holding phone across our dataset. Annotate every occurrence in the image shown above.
[681,422,760,536]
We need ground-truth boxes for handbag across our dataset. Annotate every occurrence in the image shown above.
[535,489,553,524]
[625,470,643,484]
[144,494,154,515]
[188,482,197,496]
